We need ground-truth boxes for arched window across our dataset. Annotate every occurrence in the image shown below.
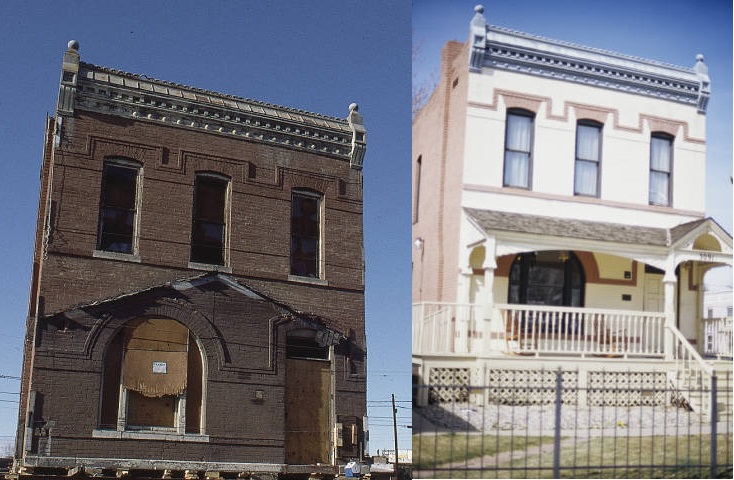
[508,251,584,307]
[100,318,204,434]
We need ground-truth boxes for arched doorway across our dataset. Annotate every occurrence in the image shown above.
[508,251,585,307]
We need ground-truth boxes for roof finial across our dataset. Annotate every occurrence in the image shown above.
[693,53,710,114]
[469,5,487,72]
[67,40,79,51]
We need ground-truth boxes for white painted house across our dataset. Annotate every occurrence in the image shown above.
[412,6,732,411]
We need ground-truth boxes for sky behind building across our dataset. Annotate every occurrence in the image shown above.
[0,0,412,454]
[413,0,733,288]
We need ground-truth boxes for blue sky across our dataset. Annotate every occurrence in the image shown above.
[0,0,411,454]
[414,0,733,288]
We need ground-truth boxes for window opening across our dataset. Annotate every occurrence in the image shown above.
[503,110,534,188]
[574,121,602,196]
[291,191,321,278]
[98,162,139,254]
[191,174,228,265]
[649,134,672,206]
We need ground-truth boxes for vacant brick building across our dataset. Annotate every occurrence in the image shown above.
[14,40,367,478]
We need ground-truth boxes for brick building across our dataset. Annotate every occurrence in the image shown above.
[14,40,367,478]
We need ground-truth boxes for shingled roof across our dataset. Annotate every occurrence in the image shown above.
[464,208,721,248]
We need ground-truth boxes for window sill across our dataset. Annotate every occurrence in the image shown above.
[188,261,232,273]
[93,250,141,263]
[92,429,209,443]
[288,275,328,286]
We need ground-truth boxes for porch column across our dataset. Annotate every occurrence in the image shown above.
[482,256,497,353]
[663,270,677,360]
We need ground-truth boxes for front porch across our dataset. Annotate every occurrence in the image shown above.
[412,302,732,414]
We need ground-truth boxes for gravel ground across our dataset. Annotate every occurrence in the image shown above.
[414,402,707,436]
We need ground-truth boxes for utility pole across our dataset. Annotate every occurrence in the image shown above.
[392,393,399,479]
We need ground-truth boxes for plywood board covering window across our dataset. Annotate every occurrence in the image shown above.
[123,318,188,397]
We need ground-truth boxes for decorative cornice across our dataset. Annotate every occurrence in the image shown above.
[55,42,366,167]
[466,8,709,113]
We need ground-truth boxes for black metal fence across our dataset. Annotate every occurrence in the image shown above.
[412,368,732,479]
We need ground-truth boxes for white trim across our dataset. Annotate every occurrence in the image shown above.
[93,250,141,263]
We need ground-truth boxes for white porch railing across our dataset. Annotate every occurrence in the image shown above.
[412,302,483,355]
[412,302,668,358]
[497,304,667,358]
[668,325,714,415]
[701,317,733,359]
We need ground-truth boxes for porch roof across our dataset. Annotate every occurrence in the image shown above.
[464,208,719,247]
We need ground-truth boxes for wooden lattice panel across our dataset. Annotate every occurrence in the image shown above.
[588,371,668,406]
[428,367,470,403]
[487,369,578,405]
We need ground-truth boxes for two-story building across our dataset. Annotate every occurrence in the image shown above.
[412,6,732,411]
[14,41,367,479]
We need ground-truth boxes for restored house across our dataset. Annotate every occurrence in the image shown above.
[412,6,732,410]
[14,40,367,478]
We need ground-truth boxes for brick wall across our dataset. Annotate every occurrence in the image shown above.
[19,102,366,468]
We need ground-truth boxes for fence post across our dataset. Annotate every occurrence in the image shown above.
[710,374,718,479]
[553,367,562,479]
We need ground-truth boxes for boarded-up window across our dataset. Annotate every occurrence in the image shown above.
[100,317,203,432]
[123,318,188,397]
[191,174,228,265]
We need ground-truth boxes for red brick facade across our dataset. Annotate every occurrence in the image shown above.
[15,42,366,477]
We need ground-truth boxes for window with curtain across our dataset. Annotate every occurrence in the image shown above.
[291,190,322,278]
[191,173,229,265]
[574,122,602,196]
[503,110,534,188]
[649,134,672,206]
[97,160,140,254]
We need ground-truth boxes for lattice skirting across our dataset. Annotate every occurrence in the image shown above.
[588,371,668,406]
[487,369,578,405]
[428,367,470,403]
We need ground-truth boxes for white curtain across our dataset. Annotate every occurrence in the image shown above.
[504,114,532,187]
[574,124,600,195]
[574,161,597,196]
[649,136,671,205]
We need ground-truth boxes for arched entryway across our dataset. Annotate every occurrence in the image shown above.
[508,251,585,307]
[100,317,204,434]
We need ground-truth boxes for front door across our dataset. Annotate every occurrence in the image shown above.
[285,358,331,464]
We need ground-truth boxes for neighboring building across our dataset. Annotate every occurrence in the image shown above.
[412,6,732,409]
[14,41,367,478]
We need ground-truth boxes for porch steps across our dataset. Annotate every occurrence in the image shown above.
[678,362,732,421]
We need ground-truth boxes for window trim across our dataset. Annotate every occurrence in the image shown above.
[290,189,324,280]
[96,159,142,256]
[573,120,603,198]
[190,172,231,267]
[502,109,535,189]
[649,133,674,207]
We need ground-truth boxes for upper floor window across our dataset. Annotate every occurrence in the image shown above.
[503,110,534,188]
[191,173,229,266]
[649,134,673,206]
[574,121,602,197]
[291,190,322,278]
[98,160,140,254]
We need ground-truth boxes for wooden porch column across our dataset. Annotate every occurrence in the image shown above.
[663,270,677,360]
[482,256,497,353]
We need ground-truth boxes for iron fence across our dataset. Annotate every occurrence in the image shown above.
[413,368,732,478]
